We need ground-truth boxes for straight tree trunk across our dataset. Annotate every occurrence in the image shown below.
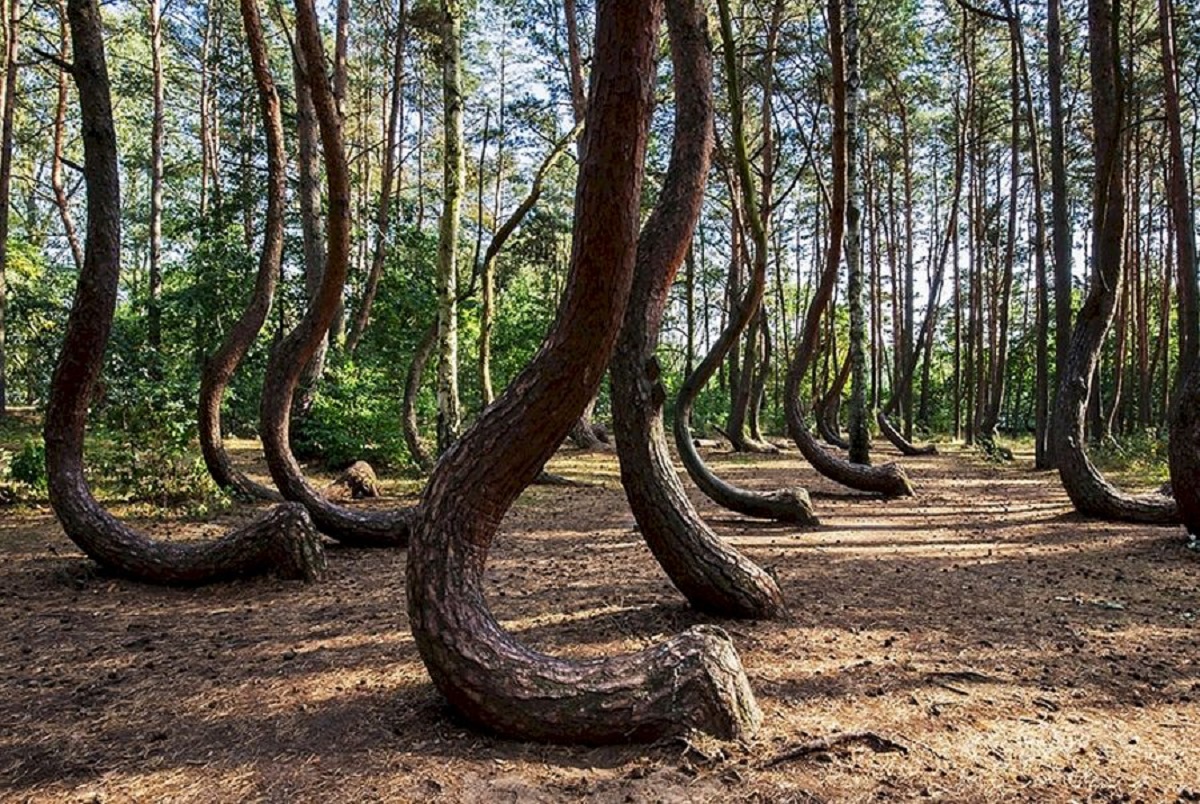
[1048,0,1073,463]
[1164,0,1200,536]
[1011,0,1052,468]
[0,0,18,416]
[844,0,870,465]
[435,0,464,452]
[408,0,761,743]
[147,0,164,352]
[43,0,324,586]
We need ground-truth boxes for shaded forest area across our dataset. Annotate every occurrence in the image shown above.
[0,0,1198,798]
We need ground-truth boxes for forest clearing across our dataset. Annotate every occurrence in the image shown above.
[2,440,1197,803]
[0,0,1198,798]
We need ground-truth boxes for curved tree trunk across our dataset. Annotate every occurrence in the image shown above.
[1053,0,1178,525]
[402,319,437,472]
[610,0,786,620]
[816,346,851,449]
[258,0,413,546]
[407,0,761,744]
[198,0,287,503]
[670,0,817,525]
[1161,0,1197,538]
[43,0,324,586]
[782,0,912,498]
[877,411,936,456]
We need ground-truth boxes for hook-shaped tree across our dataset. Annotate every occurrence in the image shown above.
[1053,0,1178,525]
[782,0,913,498]
[406,0,762,743]
[42,0,324,585]
[610,0,788,620]
[669,0,818,526]
[256,0,414,546]
[197,0,288,504]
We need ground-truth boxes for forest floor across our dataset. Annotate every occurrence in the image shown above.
[1,435,1198,803]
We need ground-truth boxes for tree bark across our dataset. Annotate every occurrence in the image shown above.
[43,0,324,586]
[50,0,83,273]
[782,0,912,498]
[402,320,437,471]
[611,0,786,620]
[346,0,406,355]
[147,0,164,352]
[1158,0,1198,381]
[845,0,870,465]
[408,0,761,743]
[1170,367,1200,537]
[259,0,414,546]
[291,47,330,419]
[198,0,289,504]
[670,0,818,524]
[1052,0,1178,525]
[1163,0,1199,537]
[0,0,18,417]
[1048,0,1072,464]
[435,0,464,452]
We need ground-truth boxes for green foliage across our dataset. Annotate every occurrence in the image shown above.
[3,241,74,405]
[1089,430,1171,489]
[293,360,411,471]
[91,373,226,512]
[9,442,47,490]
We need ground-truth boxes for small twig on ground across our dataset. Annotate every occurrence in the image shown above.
[924,670,1001,684]
[762,731,908,768]
[932,682,970,696]
[895,733,949,761]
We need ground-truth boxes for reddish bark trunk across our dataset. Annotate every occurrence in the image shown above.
[258,0,413,546]
[782,0,912,498]
[670,0,817,524]
[611,0,786,620]
[1052,0,1178,525]
[43,0,323,585]
[198,0,288,503]
[407,0,761,743]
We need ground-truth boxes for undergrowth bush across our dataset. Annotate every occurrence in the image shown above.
[292,361,411,471]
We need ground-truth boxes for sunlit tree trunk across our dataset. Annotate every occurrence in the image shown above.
[436,0,464,452]
[408,0,762,743]
[0,0,18,417]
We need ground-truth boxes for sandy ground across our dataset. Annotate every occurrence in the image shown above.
[1,441,1197,803]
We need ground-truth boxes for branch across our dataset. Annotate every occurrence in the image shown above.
[956,0,1012,23]
[31,47,74,75]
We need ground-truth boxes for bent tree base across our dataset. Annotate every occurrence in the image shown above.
[611,0,786,620]
[408,0,761,744]
[197,0,287,505]
[45,0,324,587]
[257,0,412,546]
[877,411,937,456]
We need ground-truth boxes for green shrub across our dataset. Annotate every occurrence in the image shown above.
[10,442,47,490]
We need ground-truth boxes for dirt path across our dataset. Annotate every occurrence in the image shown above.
[1,444,1197,802]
